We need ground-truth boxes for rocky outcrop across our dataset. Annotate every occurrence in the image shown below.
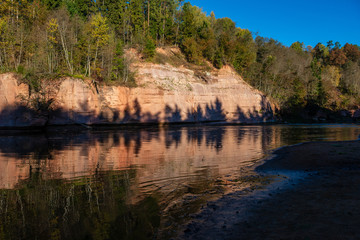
[0,63,277,127]
[0,73,48,127]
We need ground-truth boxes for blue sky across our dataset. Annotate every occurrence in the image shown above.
[189,0,360,47]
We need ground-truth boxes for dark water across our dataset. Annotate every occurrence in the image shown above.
[0,124,359,239]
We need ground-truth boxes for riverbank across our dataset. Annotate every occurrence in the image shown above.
[179,140,360,239]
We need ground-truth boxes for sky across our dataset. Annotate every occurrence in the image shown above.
[189,0,360,47]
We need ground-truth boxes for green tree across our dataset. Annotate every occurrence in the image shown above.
[87,13,110,77]
[334,41,341,50]
[232,29,256,73]
[181,37,201,63]
[129,0,145,44]
[41,0,61,10]
[143,36,156,60]
[313,43,329,62]
[0,18,9,70]
[46,18,59,73]
[72,0,97,19]
[111,42,125,80]
[290,41,305,53]
[327,40,334,50]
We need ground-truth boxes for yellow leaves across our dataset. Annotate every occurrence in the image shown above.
[0,0,13,15]
[0,0,31,21]
[47,18,58,47]
[0,18,8,34]
[322,65,341,87]
[0,18,9,48]
[90,13,109,47]
[47,18,58,34]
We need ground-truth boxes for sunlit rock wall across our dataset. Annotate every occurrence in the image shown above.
[0,73,43,127]
[49,64,275,125]
[0,63,276,127]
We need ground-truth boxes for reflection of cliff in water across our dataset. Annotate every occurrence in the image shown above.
[0,126,277,239]
[1,125,360,190]
[0,126,272,190]
[1,125,360,239]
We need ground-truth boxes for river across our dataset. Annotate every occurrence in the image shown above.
[0,124,359,239]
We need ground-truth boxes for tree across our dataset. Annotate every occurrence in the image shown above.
[181,37,201,63]
[313,43,329,61]
[87,13,110,77]
[342,43,360,62]
[341,62,360,95]
[322,65,341,87]
[71,0,97,19]
[0,18,9,69]
[334,41,341,50]
[143,36,156,60]
[55,8,76,74]
[232,29,256,73]
[41,0,61,10]
[329,48,347,66]
[179,2,197,38]
[111,42,125,80]
[290,41,305,53]
[46,18,59,73]
[129,0,145,43]
[327,40,334,50]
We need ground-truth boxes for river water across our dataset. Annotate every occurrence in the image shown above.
[0,124,359,239]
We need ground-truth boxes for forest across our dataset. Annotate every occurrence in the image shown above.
[0,0,360,117]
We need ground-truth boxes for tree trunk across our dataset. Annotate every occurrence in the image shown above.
[59,23,74,74]
[147,0,150,28]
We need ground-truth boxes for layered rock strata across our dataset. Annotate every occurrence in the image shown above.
[0,64,276,127]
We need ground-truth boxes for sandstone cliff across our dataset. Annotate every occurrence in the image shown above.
[0,50,276,127]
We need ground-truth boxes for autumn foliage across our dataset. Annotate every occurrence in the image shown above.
[0,0,359,113]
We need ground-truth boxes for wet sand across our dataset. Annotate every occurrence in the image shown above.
[179,140,360,239]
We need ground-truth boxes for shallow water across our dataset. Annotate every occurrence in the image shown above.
[0,124,359,239]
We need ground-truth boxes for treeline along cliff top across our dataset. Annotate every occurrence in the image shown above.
[0,0,360,118]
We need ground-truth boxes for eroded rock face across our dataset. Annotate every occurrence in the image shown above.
[0,73,47,127]
[97,64,276,124]
[0,64,277,127]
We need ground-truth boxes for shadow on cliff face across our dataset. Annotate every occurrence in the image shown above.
[165,104,182,122]
[185,98,226,123]
[49,98,162,125]
[0,105,48,128]
[0,95,275,128]
[235,96,275,123]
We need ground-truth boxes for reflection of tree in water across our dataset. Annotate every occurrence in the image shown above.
[0,171,161,240]
[164,127,182,149]
[0,135,50,159]
[260,126,276,149]
[205,127,226,152]
[237,129,246,144]
[2,125,360,239]
[123,130,142,156]
[186,127,204,146]
[277,125,359,145]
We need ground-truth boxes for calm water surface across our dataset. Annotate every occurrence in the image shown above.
[0,124,359,239]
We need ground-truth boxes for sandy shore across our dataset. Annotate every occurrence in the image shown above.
[179,140,360,239]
